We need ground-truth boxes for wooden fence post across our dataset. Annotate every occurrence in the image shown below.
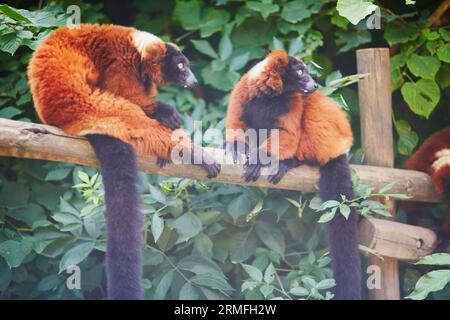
[357,48,400,300]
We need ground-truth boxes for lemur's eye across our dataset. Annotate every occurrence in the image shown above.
[177,63,184,70]
[297,69,303,76]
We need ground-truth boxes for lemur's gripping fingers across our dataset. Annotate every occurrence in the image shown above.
[243,163,262,182]
[224,140,249,164]
[267,163,289,184]
[156,157,170,168]
[152,102,183,130]
[192,145,221,179]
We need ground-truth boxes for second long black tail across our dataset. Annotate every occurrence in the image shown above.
[319,154,361,300]
[86,134,144,300]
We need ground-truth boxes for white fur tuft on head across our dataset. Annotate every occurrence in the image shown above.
[131,30,163,58]
[248,58,268,79]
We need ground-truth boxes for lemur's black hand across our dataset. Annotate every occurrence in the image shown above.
[152,102,182,130]
[243,163,262,182]
[192,145,221,178]
[224,140,249,164]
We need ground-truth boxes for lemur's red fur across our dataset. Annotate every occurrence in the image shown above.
[28,24,190,159]
[225,51,353,164]
[403,127,450,231]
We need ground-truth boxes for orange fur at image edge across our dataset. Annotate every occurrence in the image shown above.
[403,127,450,231]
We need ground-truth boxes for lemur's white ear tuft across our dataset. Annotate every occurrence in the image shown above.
[132,30,162,58]
[248,58,268,79]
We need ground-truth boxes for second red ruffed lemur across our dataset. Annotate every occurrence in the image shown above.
[28,24,220,299]
[225,51,361,299]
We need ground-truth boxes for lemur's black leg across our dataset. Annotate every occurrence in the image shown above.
[149,101,182,130]
[267,157,304,184]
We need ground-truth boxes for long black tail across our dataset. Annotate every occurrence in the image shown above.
[86,134,143,300]
[319,154,361,300]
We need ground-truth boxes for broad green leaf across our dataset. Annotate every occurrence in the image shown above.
[336,29,371,53]
[194,233,213,257]
[179,282,200,300]
[288,37,303,56]
[241,263,263,282]
[148,184,166,204]
[272,36,284,51]
[0,106,23,119]
[384,22,420,45]
[416,253,450,266]
[246,1,279,19]
[0,4,32,23]
[154,270,174,299]
[229,52,249,71]
[318,208,337,223]
[406,54,441,80]
[219,33,232,61]
[151,214,164,242]
[143,248,164,266]
[58,242,95,273]
[179,256,224,277]
[45,168,72,181]
[394,119,418,155]
[255,222,285,256]
[336,0,378,25]
[173,212,202,239]
[37,274,63,291]
[191,40,218,59]
[290,286,309,296]
[0,31,32,55]
[259,283,273,297]
[339,204,351,219]
[200,9,230,38]
[191,273,234,292]
[437,43,450,63]
[407,270,450,300]
[0,239,33,268]
[227,194,251,222]
[401,79,440,118]
[264,263,275,284]
[173,0,200,30]
[316,278,336,290]
[281,1,311,23]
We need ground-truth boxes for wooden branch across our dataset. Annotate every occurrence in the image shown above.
[359,218,437,262]
[0,118,442,203]
[429,0,450,26]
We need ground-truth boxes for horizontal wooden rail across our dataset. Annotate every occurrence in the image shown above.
[0,118,440,260]
[0,118,441,203]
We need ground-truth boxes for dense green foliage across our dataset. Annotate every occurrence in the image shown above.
[0,0,448,299]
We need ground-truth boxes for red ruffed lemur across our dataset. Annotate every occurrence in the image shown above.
[403,127,450,232]
[225,51,360,300]
[28,24,220,300]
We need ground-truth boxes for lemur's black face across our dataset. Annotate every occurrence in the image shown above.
[163,44,197,88]
[283,57,318,94]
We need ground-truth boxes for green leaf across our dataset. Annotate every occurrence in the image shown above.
[407,270,450,300]
[246,1,279,19]
[0,4,32,23]
[290,286,309,296]
[281,1,312,23]
[0,106,23,119]
[336,0,378,25]
[227,194,251,222]
[45,168,72,181]
[339,204,351,219]
[336,29,371,53]
[179,282,200,300]
[173,212,202,239]
[229,52,249,71]
[241,263,263,282]
[154,270,174,299]
[394,119,418,155]
[37,274,63,291]
[416,253,450,266]
[255,222,285,256]
[143,248,164,266]
[173,0,201,31]
[264,263,275,284]
[0,239,33,268]
[219,33,232,61]
[191,40,218,59]
[191,273,234,292]
[401,79,440,118]
[58,242,95,273]
[384,22,420,45]
[78,171,90,184]
[318,208,337,223]
[179,256,224,277]
[148,184,166,204]
[272,36,284,51]
[318,200,340,211]
[316,278,336,290]
[288,37,303,56]
[151,214,164,242]
[437,43,450,63]
[200,9,230,38]
[406,54,441,80]
[259,283,273,297]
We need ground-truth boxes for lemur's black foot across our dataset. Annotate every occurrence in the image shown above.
[156,157,170,168]
[193,146,221,178]
[267,158,303,184]
[224,140,248,164]
[152,102,182,130]
[243,163,262,182]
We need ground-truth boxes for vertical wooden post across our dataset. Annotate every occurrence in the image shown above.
[357,48,400,300]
